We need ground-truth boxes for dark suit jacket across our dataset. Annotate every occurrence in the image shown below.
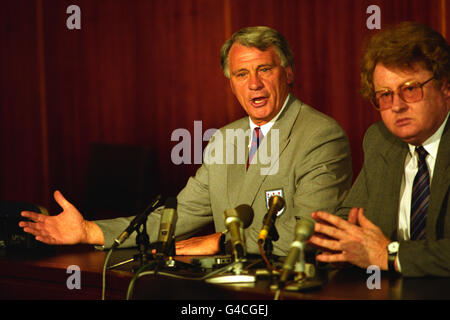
[337,119,450,277]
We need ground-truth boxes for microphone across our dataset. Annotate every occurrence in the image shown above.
[258,196,285,243]
[112,194,162,248]
[156,197,178,258]
[279,217,315,286]
[223,204,254,260]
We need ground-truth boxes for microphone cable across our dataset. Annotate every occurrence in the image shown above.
[257,239,279,273]
[101,194,162,300]
[101,246,115,300]
[125,259,244,300]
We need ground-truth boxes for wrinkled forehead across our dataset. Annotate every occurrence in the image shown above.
[228,44,281,67]
[374,60,431,78]
[373,62,433,87]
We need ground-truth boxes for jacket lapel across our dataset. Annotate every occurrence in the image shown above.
[427,119,450,239]
[235,94,300,207]
[226,122,250,207]
[377,132,409,239]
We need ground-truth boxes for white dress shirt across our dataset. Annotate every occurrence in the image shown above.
[396,112,449,271]
[398,112,449,241]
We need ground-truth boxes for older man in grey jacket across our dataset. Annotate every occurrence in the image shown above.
[20,26,352,257]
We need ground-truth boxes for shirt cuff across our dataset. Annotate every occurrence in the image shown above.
[396,255,402,273]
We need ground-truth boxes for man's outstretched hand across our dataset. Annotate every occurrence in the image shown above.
[19,190,104,245]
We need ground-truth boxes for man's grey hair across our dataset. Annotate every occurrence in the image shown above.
[220,26,295,78]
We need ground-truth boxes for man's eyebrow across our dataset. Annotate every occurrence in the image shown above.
[231,68,248,75]
[231,64,275,75]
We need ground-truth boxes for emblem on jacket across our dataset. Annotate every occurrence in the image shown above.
[265,188,285,216]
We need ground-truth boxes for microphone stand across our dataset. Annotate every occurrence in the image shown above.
[102,218,154,300]
[132,215,154,272]
[204,257,255,285]
[106,216,157,272]
[153,238,176,273]
[263,216,279,265]
[205,242,255,285]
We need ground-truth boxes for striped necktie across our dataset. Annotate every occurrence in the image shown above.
[247,127,263,170]
[410,146,430,240]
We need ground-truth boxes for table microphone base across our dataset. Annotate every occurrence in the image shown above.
[205,274,256,285]
[270,278,322,292]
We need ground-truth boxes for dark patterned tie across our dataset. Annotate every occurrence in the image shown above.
[247,127,263,169]
[410,146,430,240]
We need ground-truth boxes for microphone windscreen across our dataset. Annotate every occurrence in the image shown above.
[269,195,285,212]
[295,216,315,241]
[234,204,254,228]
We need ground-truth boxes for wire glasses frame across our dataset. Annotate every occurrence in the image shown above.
[371,77,435,111]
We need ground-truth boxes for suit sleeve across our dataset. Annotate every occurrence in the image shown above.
[281,118,353,231]
[399,239,450,277]
[335,128,374,220]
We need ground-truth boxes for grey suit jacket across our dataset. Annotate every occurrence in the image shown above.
[96,94,352,256]
[337,120,450,277]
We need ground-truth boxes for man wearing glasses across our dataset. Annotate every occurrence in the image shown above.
[309,22,450,277]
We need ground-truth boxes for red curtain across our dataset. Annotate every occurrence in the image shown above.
[1,0,448,215]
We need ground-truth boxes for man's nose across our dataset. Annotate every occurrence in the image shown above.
[248,73,263,90]
[391,93,408,113]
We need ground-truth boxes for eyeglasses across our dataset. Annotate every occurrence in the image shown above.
[371,77,435,111]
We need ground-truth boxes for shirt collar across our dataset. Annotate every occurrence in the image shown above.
[408,111,449,159]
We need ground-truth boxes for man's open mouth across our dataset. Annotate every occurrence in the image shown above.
[250,96,269,107]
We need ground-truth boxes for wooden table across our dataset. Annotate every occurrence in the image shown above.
[0,245,133,299]
[1,245,449,301]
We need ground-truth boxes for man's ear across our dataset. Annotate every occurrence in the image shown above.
[441,79,450,113]
[444,80,450,114]
[441,78,450,98]
[285,66,294,86]
[229,78,236,95]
